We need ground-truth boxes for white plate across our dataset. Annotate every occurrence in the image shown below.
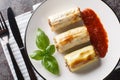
[25,0,120,80]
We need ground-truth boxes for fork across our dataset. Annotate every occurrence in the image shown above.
[0,12,24,80]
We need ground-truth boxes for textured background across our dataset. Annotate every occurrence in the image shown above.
[0,0,43,20]
[0,0,119,80]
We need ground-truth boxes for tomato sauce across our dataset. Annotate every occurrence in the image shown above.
[81,9,108,58]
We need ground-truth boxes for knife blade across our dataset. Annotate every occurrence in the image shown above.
[7,7,38,80]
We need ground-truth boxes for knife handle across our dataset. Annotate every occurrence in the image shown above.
[20,47,46,80]
[20,47,38,80]
[7,43,24,80]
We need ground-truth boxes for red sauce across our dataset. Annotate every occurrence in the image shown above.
[81,9,108,58]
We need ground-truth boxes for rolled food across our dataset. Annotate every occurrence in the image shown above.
[64,45,98,72]
[54,26,90,52]
[48,7,82,31]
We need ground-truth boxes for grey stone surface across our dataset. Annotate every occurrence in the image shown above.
[0,0,43,20]
[0,0,119,80]
[103,0,120,22]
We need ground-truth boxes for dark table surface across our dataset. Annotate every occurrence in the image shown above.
[0,0,120,80]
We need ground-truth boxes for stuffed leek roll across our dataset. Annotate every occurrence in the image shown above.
[64,45,98,72]
[54,26,90,52]
[48,7,82,31]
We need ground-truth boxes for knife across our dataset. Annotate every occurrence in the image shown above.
[7,7,38,80]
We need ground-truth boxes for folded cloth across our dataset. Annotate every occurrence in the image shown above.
[1,3,43,80]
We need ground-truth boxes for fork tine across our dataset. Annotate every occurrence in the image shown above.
[0,18,4,30]
[0,12,8,30]
[0,12,4,29]
[0,19,2,30]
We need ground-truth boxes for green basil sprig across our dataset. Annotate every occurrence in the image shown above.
[30,28,59,75]
[36,28,50,50]
[42,55,59,74]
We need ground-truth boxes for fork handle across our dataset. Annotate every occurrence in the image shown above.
[6,43,24,80]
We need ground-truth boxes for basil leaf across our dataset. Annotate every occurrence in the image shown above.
[46,45,55,55]
[42,55,59,75]
[36,28,50,50]
[30,50,45,60]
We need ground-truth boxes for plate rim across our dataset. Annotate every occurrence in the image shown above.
[24,0,120,79]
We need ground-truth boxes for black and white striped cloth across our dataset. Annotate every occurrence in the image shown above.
[1,3,43,80]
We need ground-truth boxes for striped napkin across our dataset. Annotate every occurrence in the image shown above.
[1,3,43,80]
